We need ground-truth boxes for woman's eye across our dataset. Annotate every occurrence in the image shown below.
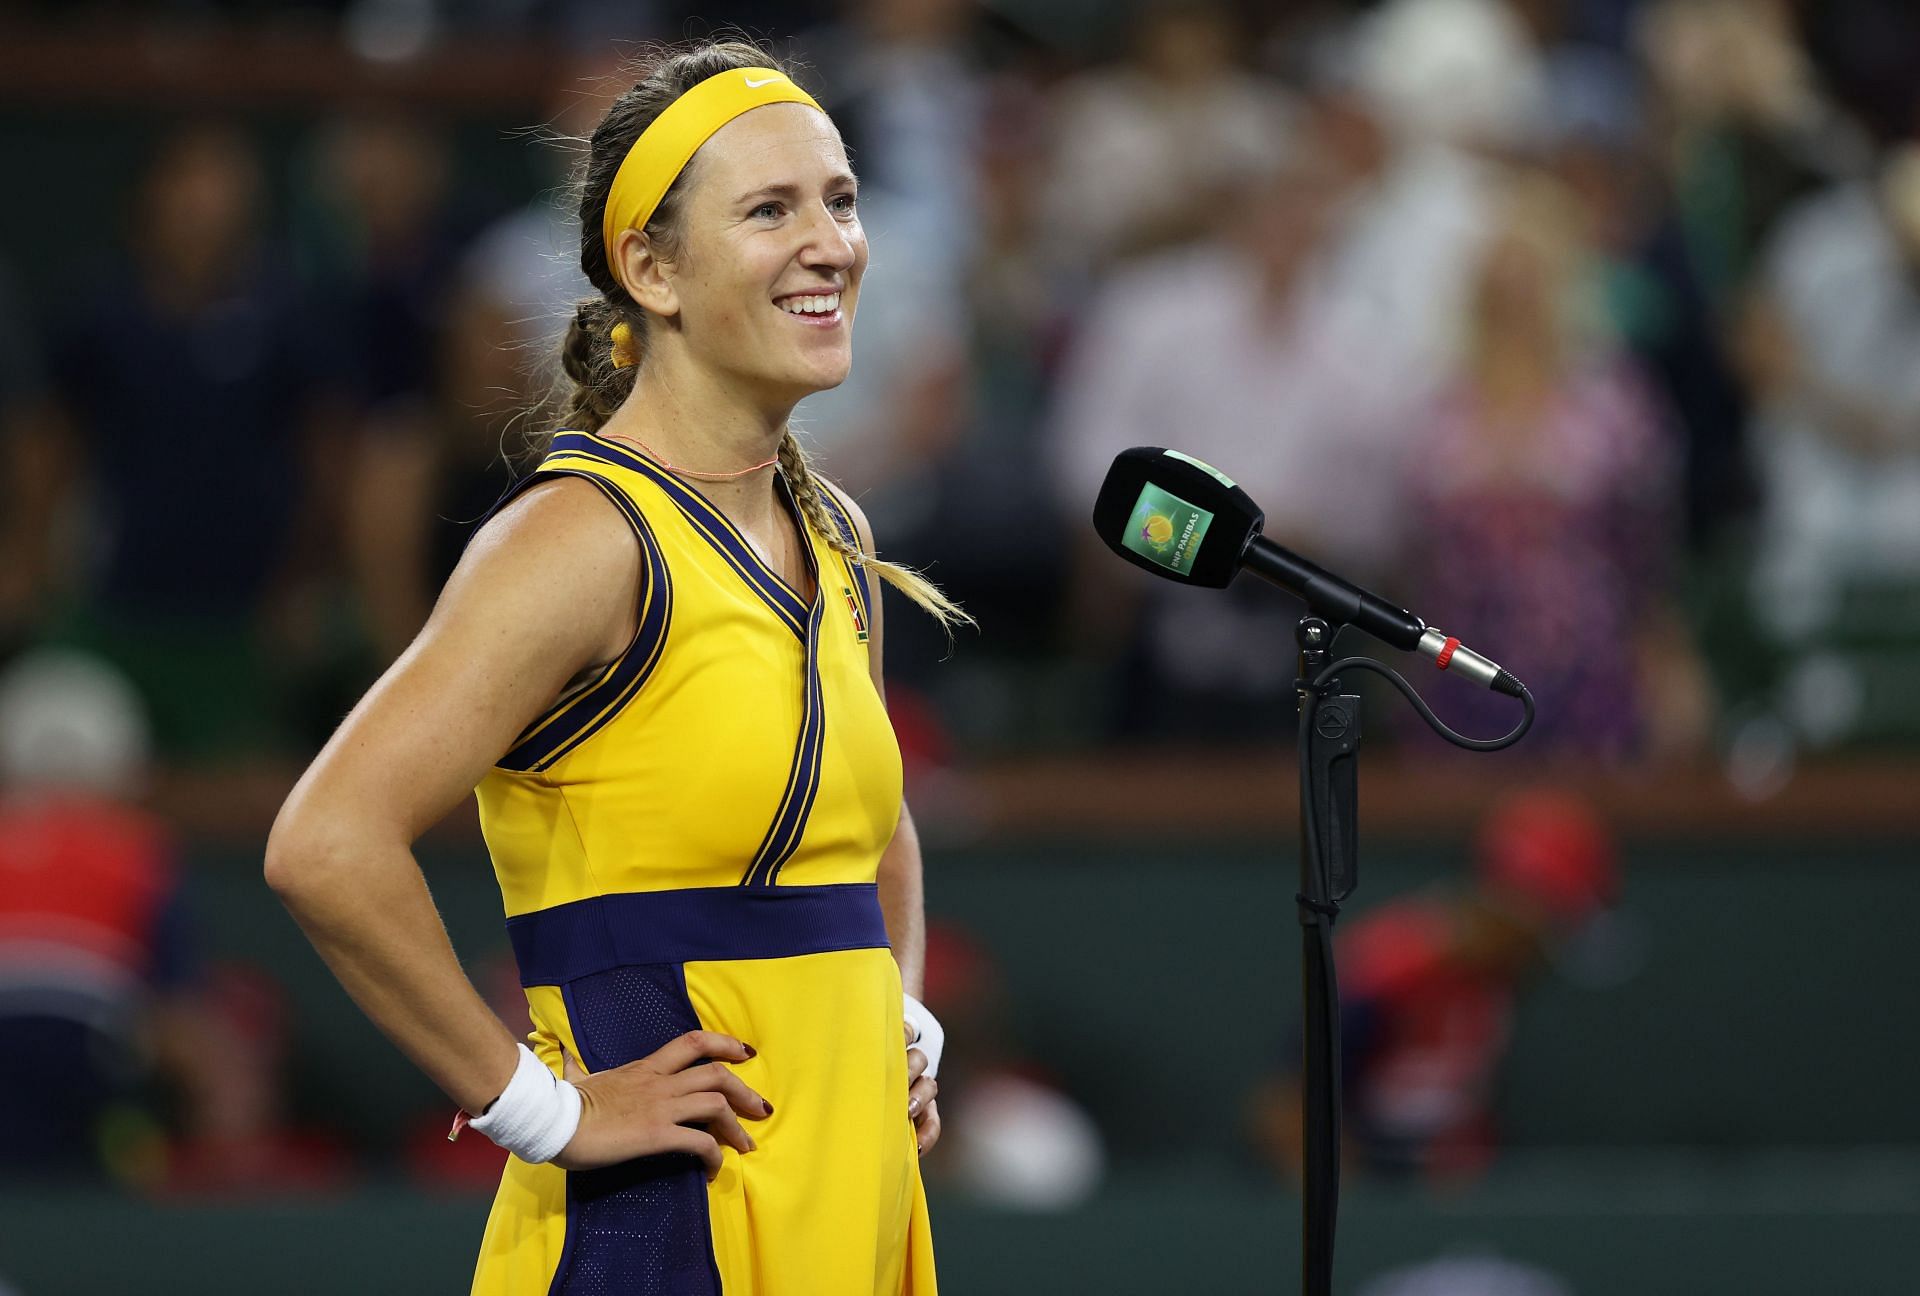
[831,193,858,215]
[752,202,783,219]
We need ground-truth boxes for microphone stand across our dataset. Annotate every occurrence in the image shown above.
[1286,617,1532,1296]
[1294,615,1360,1296]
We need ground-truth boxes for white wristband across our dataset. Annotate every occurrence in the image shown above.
[903,993,944,1079]
[467,1043,582,1165]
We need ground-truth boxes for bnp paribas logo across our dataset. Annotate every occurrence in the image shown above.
[1121,483,1212,577]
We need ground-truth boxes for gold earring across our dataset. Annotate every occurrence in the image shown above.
[609,320,636,370]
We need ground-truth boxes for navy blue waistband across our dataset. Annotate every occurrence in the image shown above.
[507,883,890,986]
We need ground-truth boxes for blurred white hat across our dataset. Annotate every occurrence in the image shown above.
[0,649,152,799]
[1353,0,1549,148]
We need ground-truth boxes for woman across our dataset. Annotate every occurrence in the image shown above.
[1400,173,1709,761]
[265,40,965,1294]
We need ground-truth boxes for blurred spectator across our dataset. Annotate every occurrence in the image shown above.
[0,652,241,1180]
[866,61,1080,726]
[1741,140,1920,744]
[1537,40,1757,548]
[1249,789,1618,1183]
[449,59,605,395]
[1048,94,1492,737]
[1637,0,1860,309]
[915,923,1105,1211]
[331,61,629,677]
[294,107,479,665]
[1349,0,1548,153]
[1038,0,1295,279]
[1398,173,1711,761]
[43,122,344,765]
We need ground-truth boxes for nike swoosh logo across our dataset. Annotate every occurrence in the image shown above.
[744,75,779,88]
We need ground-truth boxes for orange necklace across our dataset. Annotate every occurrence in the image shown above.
[599,430,779,482]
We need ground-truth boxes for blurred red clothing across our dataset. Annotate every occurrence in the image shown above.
[0,792,187,1025]
[1340,897,1511,1178]
[0,792,187,1172]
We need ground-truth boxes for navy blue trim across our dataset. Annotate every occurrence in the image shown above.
[557,981,595,1071]
[551,962,719,1295]
[514,887,894,990]
[545,1182,581,1296]
[816,484,872,622]
[507,883,889,986]
[736,474,828,888]
[492,471,673,774]
[549,433,810,637]
[741,591,826,887]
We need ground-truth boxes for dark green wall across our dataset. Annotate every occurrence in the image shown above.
[183,832,1920,1160]
[4,1163,1916,1295]
[19,830,1897,1295]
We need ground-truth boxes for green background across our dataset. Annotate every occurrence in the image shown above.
[3,830,1913,1294]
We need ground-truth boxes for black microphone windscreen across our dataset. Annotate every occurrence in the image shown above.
[1091,447,1265,589]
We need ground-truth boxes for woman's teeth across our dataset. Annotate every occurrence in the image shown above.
[779,293,841,315]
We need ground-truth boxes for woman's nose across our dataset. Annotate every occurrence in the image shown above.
[797,205,858,270]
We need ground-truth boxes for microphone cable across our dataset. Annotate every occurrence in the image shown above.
[1297,640,1535,911]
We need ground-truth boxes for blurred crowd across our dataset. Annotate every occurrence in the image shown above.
[6,0,1920,775]
[3,0,1919,1199]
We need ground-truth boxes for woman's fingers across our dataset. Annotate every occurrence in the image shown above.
[907,1048,927,1084]
[908,1073,937,1121]
[914,1098,942,1156]
[677,1090,756,1155]
[671,1060,773,1119]
[553,1039,765,1173]
[646,1029,754,1073]
[665,1124,725,1180]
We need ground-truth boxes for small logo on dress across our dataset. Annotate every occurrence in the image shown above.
[843,586,869,642]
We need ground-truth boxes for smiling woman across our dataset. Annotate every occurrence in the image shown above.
[264,37,964,1296]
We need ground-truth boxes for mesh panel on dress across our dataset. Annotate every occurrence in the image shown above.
[553,963,721,1296]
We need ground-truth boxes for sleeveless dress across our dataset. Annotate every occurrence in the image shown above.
[467,431,936,1295]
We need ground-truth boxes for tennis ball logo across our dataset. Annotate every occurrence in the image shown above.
[1140,514,1175,549]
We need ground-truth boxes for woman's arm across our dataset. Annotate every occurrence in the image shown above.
[877,806,926,1000]
[266,478,769,1171]
[829,490,925,993]
[827,485,942,1154]
[266,477,639,1108]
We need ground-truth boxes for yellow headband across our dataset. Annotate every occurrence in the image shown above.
[601,67,823,271]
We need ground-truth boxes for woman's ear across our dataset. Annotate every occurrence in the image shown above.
[613,227,679,320]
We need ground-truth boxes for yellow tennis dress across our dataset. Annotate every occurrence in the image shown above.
[467,431,936,1295]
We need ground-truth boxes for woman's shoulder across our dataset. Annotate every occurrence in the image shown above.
[465,472,645,589]
[443,473,645,672]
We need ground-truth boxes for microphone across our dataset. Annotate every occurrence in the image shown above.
[1091,446,1525,696]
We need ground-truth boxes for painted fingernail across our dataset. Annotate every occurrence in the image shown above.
[908,1097,922,1118]
[741,1042,757,1058]
[762,1099,774,1116]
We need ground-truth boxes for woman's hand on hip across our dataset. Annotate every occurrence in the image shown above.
[905,1022,941,1157]
[554,1031,770,1179]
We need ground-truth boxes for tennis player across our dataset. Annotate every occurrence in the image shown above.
[266,38,966,1294]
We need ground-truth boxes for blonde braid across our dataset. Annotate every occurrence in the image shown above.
[777,432,973,632]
